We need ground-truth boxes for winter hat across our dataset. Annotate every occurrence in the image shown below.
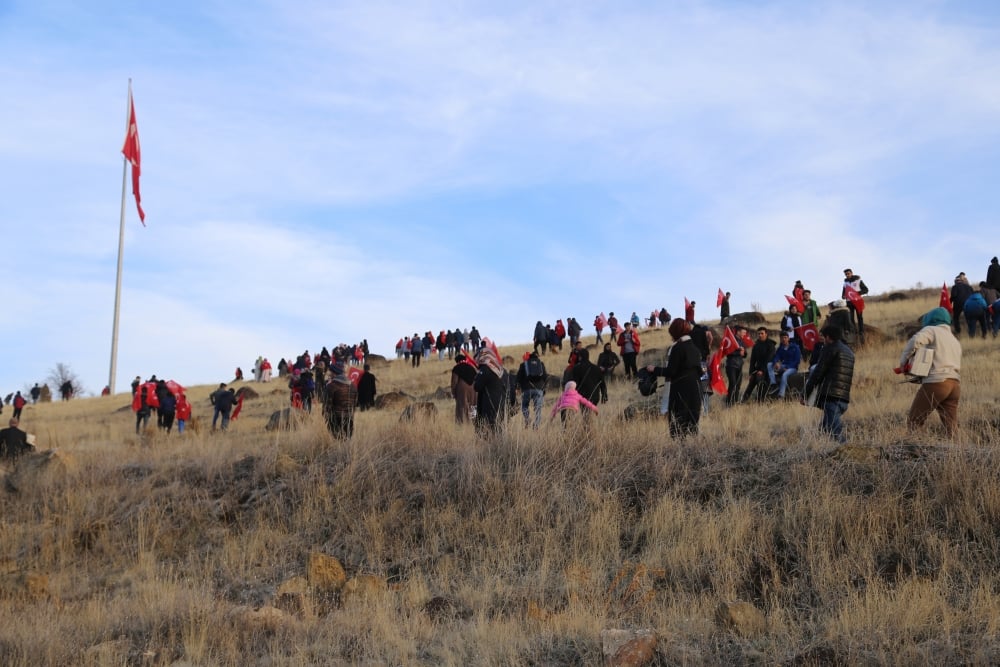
[564,381,577,391]
[922,307,952,327]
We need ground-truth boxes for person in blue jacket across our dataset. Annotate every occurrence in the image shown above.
[767,331,802,399]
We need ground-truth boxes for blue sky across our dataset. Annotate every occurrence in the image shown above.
[3,0,1000,395]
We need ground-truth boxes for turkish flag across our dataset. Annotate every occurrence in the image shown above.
[795,323,819,351]
[940,282,952,313]
[719,326,740,356]
[740,329,755,348]
[347,366,364,388]
[121,91,146,225]
[844,285,865,313]
[231,392,245,420]
[716,288,725,308]
[708,350,727,395]
[785,294,805,314]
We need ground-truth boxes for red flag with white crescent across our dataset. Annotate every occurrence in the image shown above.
[121,89,145,225]
[347,366,364,388]
[716,288,725,308]
[940,282,952,313]
[231,392,245,420]
[794,323,819,351]
[785,294,805,313]
[708,350,727,395]
[719,326,740,357]
[844,285,865,313]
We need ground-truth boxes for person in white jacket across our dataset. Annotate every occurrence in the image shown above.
[899,307,962,437]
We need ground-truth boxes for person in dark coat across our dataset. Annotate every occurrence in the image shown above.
[742,327,778,402]
[356,364,377,411]
[950,274,974,337]
[473,344,510,437]
[596,343,620,402]
[647,319,704,438]
[451,354,478,424]
[0,418,34,459]
[803,325,855,443]
[325,363,359,438]
[210,383,238,431]
[570,349,604,407]
[724,325,748,406]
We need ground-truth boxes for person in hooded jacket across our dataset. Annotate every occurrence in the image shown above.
[899,307,962,437]
[963,290,989,338]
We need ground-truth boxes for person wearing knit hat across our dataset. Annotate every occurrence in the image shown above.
[898,307,962,437]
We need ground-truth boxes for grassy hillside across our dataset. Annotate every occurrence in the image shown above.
[3,289,1000,665]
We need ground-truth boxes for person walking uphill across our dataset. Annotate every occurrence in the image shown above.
[899,307,962,438]
[324,362,359,438]
[646,319,703,438]
[451,353,478,424]
[210,383,238,432]
[803,325,855,444]
[550,381,598,425]
[618,321,641,380]
[517,351,548,429]
[473,343,511,437]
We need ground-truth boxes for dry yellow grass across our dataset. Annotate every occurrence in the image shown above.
[2,289,999,665]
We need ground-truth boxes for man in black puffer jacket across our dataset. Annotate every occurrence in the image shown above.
[804,325,855,444]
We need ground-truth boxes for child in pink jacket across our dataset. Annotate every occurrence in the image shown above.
[550,381,599,424]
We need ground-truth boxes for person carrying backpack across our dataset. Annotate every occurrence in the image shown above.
[517,351,548,429]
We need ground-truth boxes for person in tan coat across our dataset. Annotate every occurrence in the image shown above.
[899,307,962,437]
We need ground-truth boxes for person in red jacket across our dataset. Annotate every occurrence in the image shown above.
[176,393,192,434]
[618,321,642,380]
[12,392,26,419]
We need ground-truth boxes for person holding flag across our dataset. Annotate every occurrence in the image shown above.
[719,290,731,323]
[721,325,748,406]
[842,268,869,343]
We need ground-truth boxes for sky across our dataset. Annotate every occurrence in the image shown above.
[3,0,1000,395]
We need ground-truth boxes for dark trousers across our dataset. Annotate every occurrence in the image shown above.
[725,364,743,406]
[622,352,638,379]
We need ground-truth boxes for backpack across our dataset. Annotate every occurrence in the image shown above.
[525,358,545,380]
[636,368,658,397]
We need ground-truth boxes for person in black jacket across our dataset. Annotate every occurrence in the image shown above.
[516,351,548,429]
[570,349,604,407]
[0,418,34,459]
[950,274,974,337]
[647,319,703,438]
[596,343,620,402]
[803,325,855,444]
[742,327,777,403]
[357,364,377,411]
[474,345,511,437]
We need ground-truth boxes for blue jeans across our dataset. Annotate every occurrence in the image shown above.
[521,388,544,429]
[820,399,849,443]
[767,363,797,397]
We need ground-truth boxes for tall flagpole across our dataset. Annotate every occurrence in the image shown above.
[109,80,132,396]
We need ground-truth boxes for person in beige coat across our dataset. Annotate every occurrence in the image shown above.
[899,307,962,437]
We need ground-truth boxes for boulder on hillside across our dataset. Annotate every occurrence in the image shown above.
[366,354,389,368]
[375,392,411,410]
[236,386,259,400]
[265,408,309,431]
[727,311,767,326]
[601,629,658,667]
[400,402,438,422]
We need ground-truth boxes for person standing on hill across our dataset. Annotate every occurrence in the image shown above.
[963,290,989,339]
[720,292,731,323]
[617,321,641,380]
[803,325,855,443]
[451,353,478,424]
[949,274,973,337]
[646,319,703,438]
[567,317,582,347]
[842,268,869,342]
[724,326,748,406]
[474,344,510,437]
[899,307,962,438]
[597,343,620,402]
[210,383,238,431]
[12,392,25,420]
[410,333,423,367]
[175,393,192,434]
[324,363,358,438]
[517,351,548,429]
[801,290,821,327]
[570,348,604,407]
[824,300,856,348]
[987,256,1000,292]
[357,364,377,411]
